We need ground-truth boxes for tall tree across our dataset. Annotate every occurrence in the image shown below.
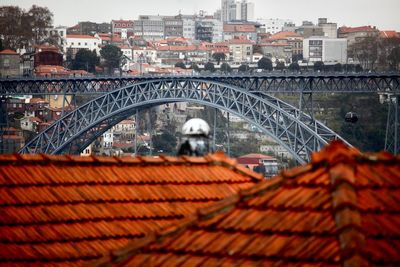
[0,5,53,49]
[212,52,226,65]
[313,61,325,72]
[288,62,300,72]
[204,62,215,72]
[349,37,378,70]
[27,5,53,44]
[388,47,400,71]
[238,64,249,72]
[257,57,273,71]
[275,61,285,71]
[72,49,99,73]
[220,62,232,73]
[100,45,123,75]
[174,61,186,69]
[333,63,343,72]
[190,63,200,72]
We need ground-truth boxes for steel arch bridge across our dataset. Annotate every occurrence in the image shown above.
[20,79,348,163]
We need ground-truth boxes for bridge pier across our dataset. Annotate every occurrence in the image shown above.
[385,94,400,155]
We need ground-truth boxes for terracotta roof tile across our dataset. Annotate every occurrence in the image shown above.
[97,141,400,266]
[0,152,260,265]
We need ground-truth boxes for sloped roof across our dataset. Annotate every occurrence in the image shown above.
[66,34,98,39]
[270,31,303,40]
[95,141,400,266]
[0,153,261,265]
[338,26,378,34]
[237,153,276,165]
[379,30,400,38]
[0,49,19,55]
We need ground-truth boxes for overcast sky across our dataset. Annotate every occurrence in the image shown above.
[2,0,400,30]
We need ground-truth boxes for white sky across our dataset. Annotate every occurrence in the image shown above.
[2,0,400,30]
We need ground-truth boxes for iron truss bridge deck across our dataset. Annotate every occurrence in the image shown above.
[1,73,399,95]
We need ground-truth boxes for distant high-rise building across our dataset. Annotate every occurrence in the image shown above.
[221,0,254,22]
[221,0,234,22]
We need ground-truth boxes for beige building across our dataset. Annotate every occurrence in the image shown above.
[0,49,20,77]
[226,37,254,63]
[338,26,380,45]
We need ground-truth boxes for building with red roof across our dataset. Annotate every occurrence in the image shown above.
[0,152,262,265]
[338,25,380,45]
[379,30,400,39]
[223,23,257,42]
[0,49,20,77]
[237,153,278,177]
[92,141,400,266]
[111,20,134,39]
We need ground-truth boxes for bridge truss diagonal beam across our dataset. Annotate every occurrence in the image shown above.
[19,79,349,163]
[1,73,399,95]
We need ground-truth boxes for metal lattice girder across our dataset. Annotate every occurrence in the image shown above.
[1,73,399,95]
[20,79,349,163]
[385,94,400,155]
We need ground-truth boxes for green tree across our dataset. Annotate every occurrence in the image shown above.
[212,52,226,65]
[355,64,363,72]
[292,54,303,63]
[257,57,273,71]
[238,64,250,72]
[190,63,200,72]
[333,63,343,72]
[313,61,325,72]
[174,61,186,69]
[220,62,232,73]
[72,49,99,73]
[28,5,53,44]
[204,62,215,72]
[100,44,123,75]
[349,36,378,70]
[288,62,300,72]
[230,137,260,158]
[275,61,285,71]
[0,6,27,49]
[152,131,177,154]
[388,46,400,70]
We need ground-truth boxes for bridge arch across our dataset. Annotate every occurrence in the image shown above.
[20,79,348,163]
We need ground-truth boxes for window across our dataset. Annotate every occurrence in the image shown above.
[85,42,87,46]
[78,42,81,45]
[3,59,10,67]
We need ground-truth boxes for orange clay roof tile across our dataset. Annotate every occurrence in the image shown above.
[0,152,261,265]
[93,141,400,267]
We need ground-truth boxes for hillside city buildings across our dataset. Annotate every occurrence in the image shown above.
[0,0,399,167]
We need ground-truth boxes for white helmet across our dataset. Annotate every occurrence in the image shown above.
[182,118,210,137]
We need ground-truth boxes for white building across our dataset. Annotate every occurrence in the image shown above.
[303,37,347,63]
[134,15,165,41]
[119,45,133,71]
[132,47,158,64]
[45,26,68,53]
[257,18,293,34]
[102,129,113,148]
[65,34,101,58]
[182,18,196,40]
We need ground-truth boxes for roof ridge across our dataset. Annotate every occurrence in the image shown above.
[0,153,265,172]
[329,162,365,265]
